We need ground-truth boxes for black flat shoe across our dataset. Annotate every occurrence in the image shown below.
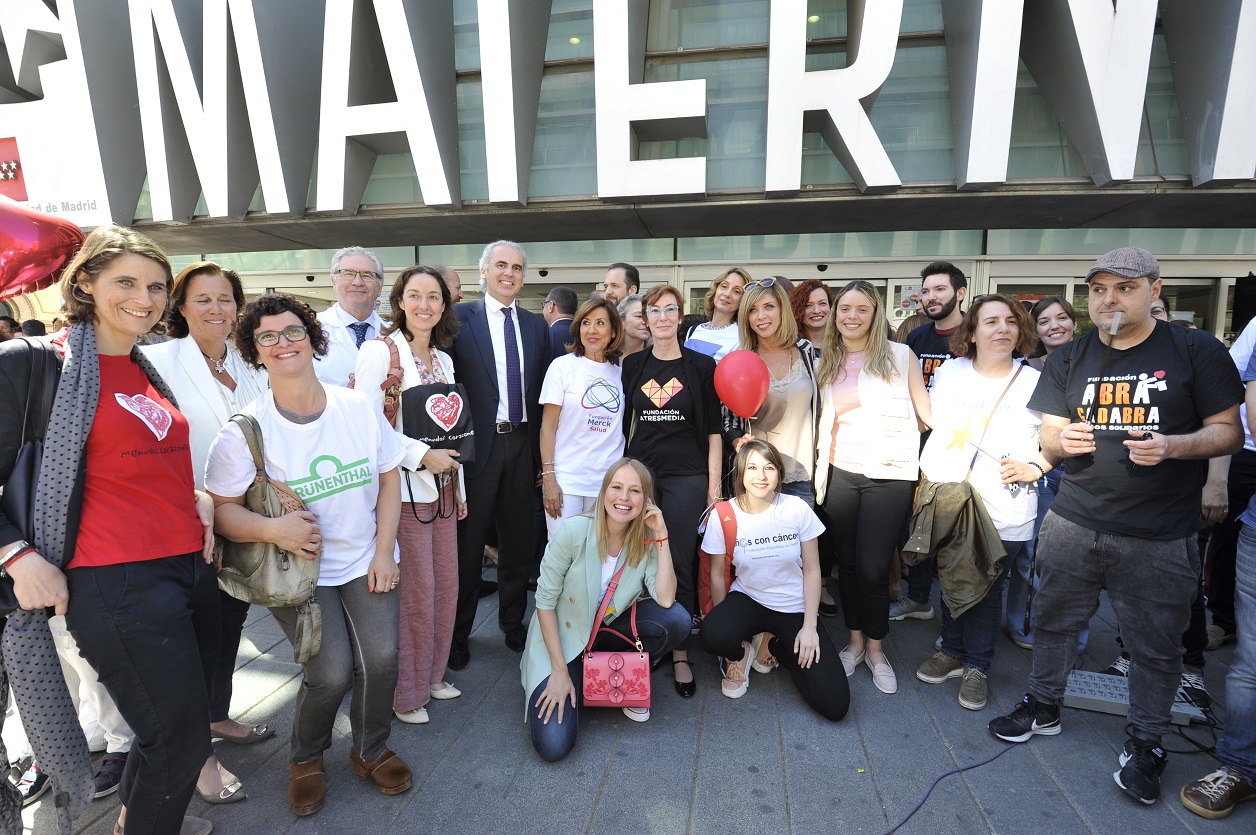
[818,598,838,618]
[672,659,696,698]
[447,640,470,671]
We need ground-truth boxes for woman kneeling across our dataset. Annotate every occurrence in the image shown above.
[521,459,691,761]
[700,440,849,720]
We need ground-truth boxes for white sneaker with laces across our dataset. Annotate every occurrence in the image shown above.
[622,707,650,722]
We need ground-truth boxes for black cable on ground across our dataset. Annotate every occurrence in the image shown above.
[882,743,1018,835]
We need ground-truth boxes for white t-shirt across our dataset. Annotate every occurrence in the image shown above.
[539,354,626,496]
[205,385,405,585]
[685,322,740,362]
[918,358,1041,541]
[700,494,825,613]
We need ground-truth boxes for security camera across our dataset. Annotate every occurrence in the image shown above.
[306,275,315,282]
[538,269,549,278]
[816,264,828,272]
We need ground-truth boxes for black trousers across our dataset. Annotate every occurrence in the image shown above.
[208,590,251,722]
[454,429,535,645]
[700,591,849,721]
[66,553,218,835]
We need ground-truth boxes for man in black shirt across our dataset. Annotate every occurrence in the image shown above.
[989,247,1244,807]
[892,261,969,621]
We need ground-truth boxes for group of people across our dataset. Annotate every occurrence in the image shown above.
[1,229,1254,833]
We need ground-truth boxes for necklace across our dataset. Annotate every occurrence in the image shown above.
[202,347,228,374]
[275,402,324,424]
[706,320,736,331]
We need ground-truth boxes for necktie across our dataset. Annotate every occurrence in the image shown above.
[348,321,369,348]
[502,307,523,425]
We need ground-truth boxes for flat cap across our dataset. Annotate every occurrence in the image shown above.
[1085,246,1160,283]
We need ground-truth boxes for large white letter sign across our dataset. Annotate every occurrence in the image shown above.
[478,0,551,204]
[1161,0,1256,186]
[765,0,903,195]
[316,0,459,212]
[1020,0,1157,187]
[593,0,706,199]
[941,0,1022,190]
[131,0,306,222]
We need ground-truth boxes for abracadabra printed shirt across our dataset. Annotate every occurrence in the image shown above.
[206,385,404,585]
[1029,321,1241,540]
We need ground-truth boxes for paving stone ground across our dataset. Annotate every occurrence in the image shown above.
[25,571,1241,835]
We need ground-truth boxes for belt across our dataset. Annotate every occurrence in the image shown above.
[495,421,519,434]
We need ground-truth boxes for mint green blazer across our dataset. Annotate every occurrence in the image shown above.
[519,514,659,714]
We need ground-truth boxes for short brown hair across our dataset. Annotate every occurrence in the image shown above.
[166,261,246,338]
[59,224,173,326]
[641,284,683,312]
[233,293,329,368]
[383,266,461,349]
[949,293,1037,360]
[568,297,624,364]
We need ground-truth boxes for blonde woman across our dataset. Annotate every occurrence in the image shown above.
[685,267,750,361]
[815,281,931,695]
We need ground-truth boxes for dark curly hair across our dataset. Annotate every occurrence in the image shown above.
[166,261,246,338]
[383,266,461,348]
[233,293,329,368]
[949,292,1037,360]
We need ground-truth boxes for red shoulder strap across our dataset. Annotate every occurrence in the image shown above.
[716,500,737,560]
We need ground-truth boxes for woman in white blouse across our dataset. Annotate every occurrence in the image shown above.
[143,261,270,803]
[354,266,467,726]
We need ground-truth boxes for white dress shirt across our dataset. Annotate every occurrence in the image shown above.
[314,303,384,387]
[483,293,529,424]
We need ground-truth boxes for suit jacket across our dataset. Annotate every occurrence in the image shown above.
[353,336,466,504]
[548,317,573,361]
[450,299,549,478]
[519,514,659,714]
[142,336,269,489]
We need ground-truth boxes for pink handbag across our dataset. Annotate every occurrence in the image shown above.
[581,563,651,709]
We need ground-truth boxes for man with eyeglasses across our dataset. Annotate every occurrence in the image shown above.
[447,240,550,669]
[313,246,386,386]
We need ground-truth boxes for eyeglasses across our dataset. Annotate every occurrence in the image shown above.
[743,278,778,290]
[334,268,381,283]
[645,304,682,319]
[254,325,309,347]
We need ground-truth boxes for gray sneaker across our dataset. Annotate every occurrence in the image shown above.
[958,668,988,710]
[888,597,934,621]
[916,652,964,684]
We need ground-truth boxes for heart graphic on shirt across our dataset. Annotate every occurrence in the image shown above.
[426,392,464,431]
[1154,370,1166,379]
[115,393,172,441]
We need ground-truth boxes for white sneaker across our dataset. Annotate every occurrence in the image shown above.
[622,707,650,723]
[888,598,934,621]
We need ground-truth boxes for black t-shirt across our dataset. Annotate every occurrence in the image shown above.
[1029,322,1242,539]
[626,353,719,476]
[906,323,957,391]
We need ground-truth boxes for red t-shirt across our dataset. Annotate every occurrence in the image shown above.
[70,354,203,568]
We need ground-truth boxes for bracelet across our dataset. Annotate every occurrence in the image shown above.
[0,547,36,577]
[0,540,32,564]
[541,470,556,476]
[645,537,669,544]
[1027,462,1046,480]
[543,461,556,466]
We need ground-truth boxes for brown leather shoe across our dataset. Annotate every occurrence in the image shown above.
[288,759,326,816]
[349,747,412,795]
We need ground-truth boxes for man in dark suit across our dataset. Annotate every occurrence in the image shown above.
[542,286,577,359]
[448,240,550,668]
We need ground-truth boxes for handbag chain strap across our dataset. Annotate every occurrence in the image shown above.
[964,363,1025,483]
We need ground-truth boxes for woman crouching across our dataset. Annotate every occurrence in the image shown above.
[205,294,408,815]
[521,459,691,761]
[700,440,849,720]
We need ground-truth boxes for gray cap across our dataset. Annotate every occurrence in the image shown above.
[1085,247,1160,283]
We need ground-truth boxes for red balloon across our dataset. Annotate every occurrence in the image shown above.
[0,199,85,302]
[715,350,770,419]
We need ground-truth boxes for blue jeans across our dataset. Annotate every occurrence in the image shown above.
[1215,524,1256,781]
[938,543,1015,673]
[1029,512,1197,742]
[1005,479,1090,653]
[529,599,690,762]
[781,479,816,506]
